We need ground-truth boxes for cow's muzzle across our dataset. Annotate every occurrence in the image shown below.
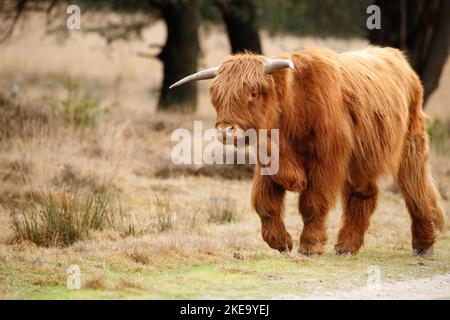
[215,123,244,145]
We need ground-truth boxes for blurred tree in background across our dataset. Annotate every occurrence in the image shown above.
[213,0,262,54]
[74,0,201,111]
[1,0,449,111]
[258,0,371,38]
[369,0,450,104]
[154,0,200,111]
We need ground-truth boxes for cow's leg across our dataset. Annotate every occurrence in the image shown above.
[396,116,446,257]
[252,168,292,252]
[298,188,331,255]
[335,180,378,255]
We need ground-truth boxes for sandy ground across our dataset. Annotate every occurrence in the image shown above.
[306,273,450,300]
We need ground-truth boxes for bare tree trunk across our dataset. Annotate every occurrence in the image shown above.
[157,0,200,111]
[214,0,262,54]
[415,0,450,102]
[369,0,450,105]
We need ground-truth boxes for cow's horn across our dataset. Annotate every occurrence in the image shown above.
[169,67,219,89]
[264,59,294,74]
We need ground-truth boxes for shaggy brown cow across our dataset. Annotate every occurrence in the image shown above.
[170,47,446,256]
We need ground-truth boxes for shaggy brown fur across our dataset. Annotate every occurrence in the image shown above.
[209,47,446,255]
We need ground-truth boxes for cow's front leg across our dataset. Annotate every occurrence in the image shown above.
[298,186,331,256]
[269,159,307,193]
[252,167,292,252]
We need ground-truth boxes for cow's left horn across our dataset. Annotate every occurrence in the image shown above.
[264,59,294,74]
[169,67,219,89]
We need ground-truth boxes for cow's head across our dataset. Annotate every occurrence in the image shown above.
[170,53,293,144]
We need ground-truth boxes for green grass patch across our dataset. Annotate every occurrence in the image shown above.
[49,76,106,127]
[428,118,449,153]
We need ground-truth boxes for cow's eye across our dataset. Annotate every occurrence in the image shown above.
[251,92,258,98]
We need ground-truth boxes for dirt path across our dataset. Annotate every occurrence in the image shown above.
[306,273,450,300]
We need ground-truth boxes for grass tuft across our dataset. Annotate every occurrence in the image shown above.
[84,276,108,290]
[206,196,238,224]
[153,191,175,233]
[0,159,32,184]
[0,88,54,141]
[49,77,105,127]
[5,181,120,247]
[128,250,151,265]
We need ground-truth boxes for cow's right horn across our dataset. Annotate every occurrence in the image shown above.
[264,59,295,74]
[169,67,219,89]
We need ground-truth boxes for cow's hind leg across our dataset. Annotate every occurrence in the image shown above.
[335,180,378,255]
[396,116,446,256]
[252,168,292,252]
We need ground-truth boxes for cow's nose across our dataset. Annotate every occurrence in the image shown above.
[215,125,234,143]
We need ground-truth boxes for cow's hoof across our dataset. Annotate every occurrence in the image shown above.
[271,237,293,253]
[335,250,353,257]
[334,244,357,256]
[262,230,293,253]
[261,219,293,253]
[413,246,434,257]
[299,242,324,256]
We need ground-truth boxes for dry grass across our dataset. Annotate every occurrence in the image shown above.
[206,196,239,224]
[0,13,449,299]
[84,276,108,290]
[0,283,18,300]
[128,250,152,265]
[0,89,56,141]
[0,159,32,184]
[153,191,175,233]
[115,278,144,291]
[4,180,121,247]
[154,162,254,180]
